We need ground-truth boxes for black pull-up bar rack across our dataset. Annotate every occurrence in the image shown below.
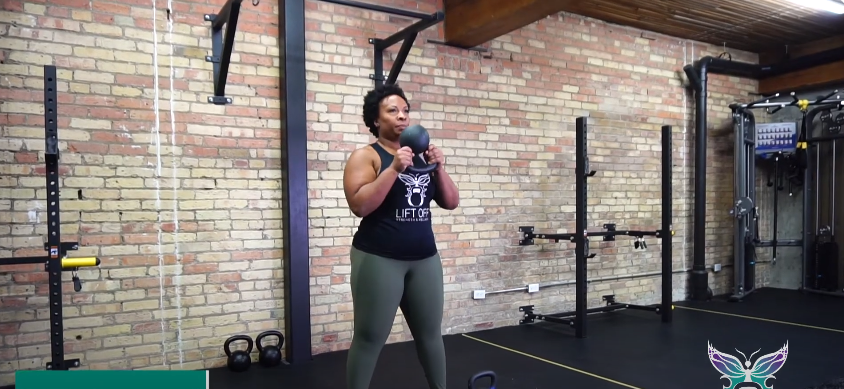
[316,0,444,87]
[204,0,486,105]
[1,65,101,370]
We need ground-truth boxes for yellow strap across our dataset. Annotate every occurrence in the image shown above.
[798,99,810,112]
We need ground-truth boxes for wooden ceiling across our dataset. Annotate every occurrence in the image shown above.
[557,0,844,53]
[444,0,844,54]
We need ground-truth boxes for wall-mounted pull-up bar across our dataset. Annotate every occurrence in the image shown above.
[316,0,444,86]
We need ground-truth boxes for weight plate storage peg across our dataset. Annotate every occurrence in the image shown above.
[224,334,254,372]
[256,330,285,367]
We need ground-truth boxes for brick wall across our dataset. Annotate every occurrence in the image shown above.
[0,0,285,381]
[1,0,757,382]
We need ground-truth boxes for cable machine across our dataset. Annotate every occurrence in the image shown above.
[1,65,101,370]
[729,90,844,301]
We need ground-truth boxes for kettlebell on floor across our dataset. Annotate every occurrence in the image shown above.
[256,330,285,367]
[468,371,497,389]
[224,334,254,372]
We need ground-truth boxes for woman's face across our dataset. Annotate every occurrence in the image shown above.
[376,95,409,140]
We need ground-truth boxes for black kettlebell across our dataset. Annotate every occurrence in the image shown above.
[399,124,438,174]
[224,334,253,372]
[468,371,497,389]
[256,330,284,367]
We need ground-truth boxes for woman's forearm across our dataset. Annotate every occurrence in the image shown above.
[349,168,399,217]
[434,168,459,210]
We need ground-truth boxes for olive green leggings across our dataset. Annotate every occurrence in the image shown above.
[346,247,446,389]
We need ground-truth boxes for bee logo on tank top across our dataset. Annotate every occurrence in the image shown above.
[396,173,431,222]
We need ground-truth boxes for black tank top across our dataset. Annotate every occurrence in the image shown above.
[352,143,439,260]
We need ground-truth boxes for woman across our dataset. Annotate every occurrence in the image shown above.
[342,83,460,389]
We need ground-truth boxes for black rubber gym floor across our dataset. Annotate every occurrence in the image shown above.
[676,287,844,332]
[209,287,844,389]
[209,332,620,389]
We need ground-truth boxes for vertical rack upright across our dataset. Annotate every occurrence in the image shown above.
[0,65,101,370]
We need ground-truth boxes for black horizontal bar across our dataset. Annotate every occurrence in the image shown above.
[623,303,660,312]
[0,256,49,266]
[545,303,627,318]
[532,315,572,325]
[588,230,659,237]
[43,242,79,251]
[702,56,760,79]
[532,233,575,241]
[375,11,444,50]
[732,99,843,110]
[528,229,661,242]
[317,0,435,20]
[730,92,783,110]
[755,239,802,247]
[211,0,243,31]
[701,45,844,83]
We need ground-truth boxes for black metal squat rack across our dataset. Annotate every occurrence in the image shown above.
[517,117,674,338]
[1,65,101,370]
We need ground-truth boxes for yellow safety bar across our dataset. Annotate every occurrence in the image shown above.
[61,257,100,269]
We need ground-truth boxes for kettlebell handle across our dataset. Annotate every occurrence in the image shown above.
[468,371,496,389]
[405,162,439,175]
[224,335,254,356]
[255,330,285,352]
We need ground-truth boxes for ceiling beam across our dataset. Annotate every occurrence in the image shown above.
[756,35,844,95]
[759,34,844,65]
[759,60,844,96]
[443,0,570,48]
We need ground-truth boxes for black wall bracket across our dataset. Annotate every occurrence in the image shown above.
[317,0,444,86]
[204,0,242,105]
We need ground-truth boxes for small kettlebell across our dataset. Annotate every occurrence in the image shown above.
[224,334,254,372]
[256,330,285,367]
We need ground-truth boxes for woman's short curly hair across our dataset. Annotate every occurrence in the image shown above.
[362,83,409,137]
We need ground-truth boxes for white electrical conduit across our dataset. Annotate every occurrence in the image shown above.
[477,261,771,297]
